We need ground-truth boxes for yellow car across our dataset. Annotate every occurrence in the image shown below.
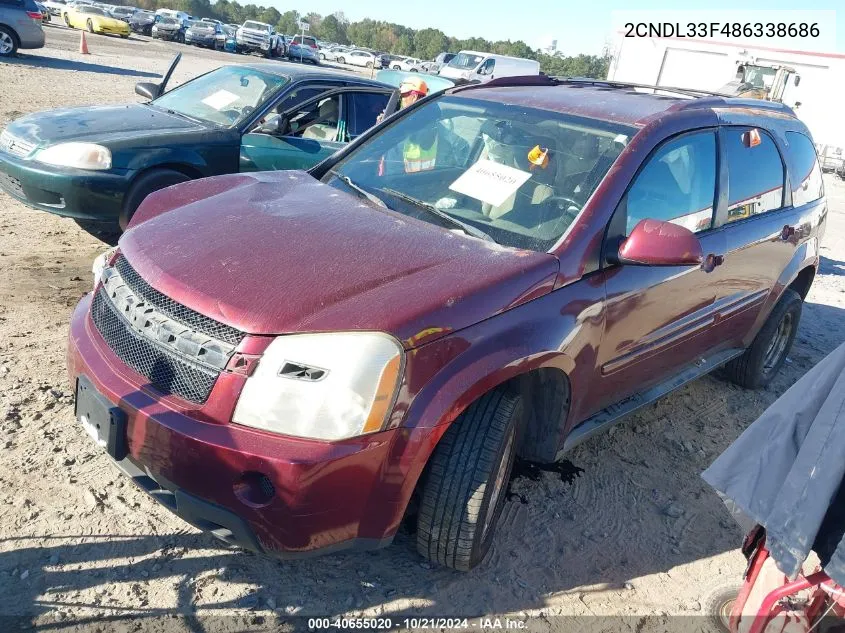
[63,5,130,37]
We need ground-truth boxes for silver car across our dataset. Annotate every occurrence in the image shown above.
[0,0,45,57]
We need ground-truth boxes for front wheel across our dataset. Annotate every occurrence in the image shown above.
[86,19,94,33]
[703,585,742,633]
[365,61,373,68]
[336,56,344,64]
[119,168,191,230]
[723,288,802,389]
[416,387,522,571]
[63,13,70,26]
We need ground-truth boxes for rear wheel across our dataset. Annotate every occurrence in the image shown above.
[120,168,191,230]
[63,13,71,26]
[86,19,94,33]
[723,288,802,389]
[337,56,344,64]
[0,26,17,57]
[365,61,373,68]
[416,387,522,571]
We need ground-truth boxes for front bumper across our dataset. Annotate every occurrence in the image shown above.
[153,29,181,40]
[97,25,130,36]
[186,33,215,46]
[67,294,435,557]
[0,152,129,225]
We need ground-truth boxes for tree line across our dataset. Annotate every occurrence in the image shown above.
[130,0,610,78]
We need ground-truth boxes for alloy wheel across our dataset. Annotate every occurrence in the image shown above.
[0,31,13,55]
[763,312,793,374]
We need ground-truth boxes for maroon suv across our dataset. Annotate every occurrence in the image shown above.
[68,77,826,571]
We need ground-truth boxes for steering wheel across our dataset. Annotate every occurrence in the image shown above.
[544,195,582,212]
[221,105,254,123]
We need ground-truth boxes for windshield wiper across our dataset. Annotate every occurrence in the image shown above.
[329,170,388,209]
[381,188,496,243]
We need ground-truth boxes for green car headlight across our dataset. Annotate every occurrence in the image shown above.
[36,143,112,170]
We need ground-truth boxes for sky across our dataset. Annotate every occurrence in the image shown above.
[275,0,843,55]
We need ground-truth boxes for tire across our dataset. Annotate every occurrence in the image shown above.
[0,26,18,57]
[119,168,191,230]
[703,585,742,633]
[63,13,70,26]
[392,64,400,70]
[319,52,325,60]
[410,68,418,72]
[723,288,802,389]
[365,61,372,68]
[416,387,523,571]
[337,56,344,64]
[86,19,94,33]
[120,33,128,39]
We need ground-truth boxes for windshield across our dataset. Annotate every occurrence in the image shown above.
[447,53,485,70]
[112,6,132,14]
[742,65,777,89]
[158,17,177,25]
[242,21,268,31]
[151,66,288,127]
[80,6,106,15]
[323,96,631,251]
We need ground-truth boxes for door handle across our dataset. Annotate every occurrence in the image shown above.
[781,225,796,241]
[701,253,724,273]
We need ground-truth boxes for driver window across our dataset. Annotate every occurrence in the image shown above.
[478,59,495,75]
[287,95,341,141]
[624,131,716,235]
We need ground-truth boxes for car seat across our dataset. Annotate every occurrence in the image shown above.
[301,98,339,141]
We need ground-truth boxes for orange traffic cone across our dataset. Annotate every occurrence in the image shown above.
[79,31,90,55]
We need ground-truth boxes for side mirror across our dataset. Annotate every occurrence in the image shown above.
[135,82,160,100]
[253,114,286,135]
[616,219,703,266]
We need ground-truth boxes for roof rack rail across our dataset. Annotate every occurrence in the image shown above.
[550,77,735,99]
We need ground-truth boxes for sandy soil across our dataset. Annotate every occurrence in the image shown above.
[1,29,845,631]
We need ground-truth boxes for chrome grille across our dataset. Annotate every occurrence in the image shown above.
[0,130,36,158]
[91,289,219,404]
[115,256,244,346]
[91,259,244,404]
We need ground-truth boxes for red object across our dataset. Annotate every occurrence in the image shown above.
[730,538,845,633]
[617,219,704,266]
[26,10,42,19]
[79,31,90,55]
[70,84,826,560]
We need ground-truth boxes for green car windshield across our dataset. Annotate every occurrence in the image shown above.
[324,96,634,252]
[151,66,288,127]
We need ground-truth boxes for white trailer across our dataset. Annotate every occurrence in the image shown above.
[607,35,845,156]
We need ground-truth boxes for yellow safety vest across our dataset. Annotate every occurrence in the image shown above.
[403,137,438,173]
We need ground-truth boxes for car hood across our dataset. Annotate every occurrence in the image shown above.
[156,23,181,30]
[6,104,207,147]
[120,171,559,347]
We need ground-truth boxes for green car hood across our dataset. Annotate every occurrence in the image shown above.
[6,103,208,149]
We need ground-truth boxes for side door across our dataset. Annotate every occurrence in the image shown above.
[240,85,342,172]
[589,129,729,413]
[706,126,821,348]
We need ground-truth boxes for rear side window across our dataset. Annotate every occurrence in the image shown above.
[724,127,785,223]
[346,92,389,138]
[625,131,717,234]
[787,132,824,206]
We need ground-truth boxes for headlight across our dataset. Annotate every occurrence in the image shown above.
[36,143,112,170]
[92,246,117,289]
[233,332,404,441]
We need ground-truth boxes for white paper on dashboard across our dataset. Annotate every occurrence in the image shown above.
[448,159,532,207]
[201,90,239,111]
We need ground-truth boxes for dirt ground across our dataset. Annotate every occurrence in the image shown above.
[2,27,845,632]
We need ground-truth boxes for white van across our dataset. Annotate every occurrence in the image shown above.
[155,8,189,23]
[438,50,540,83]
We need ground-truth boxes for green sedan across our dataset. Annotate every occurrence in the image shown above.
[0,57,396,238]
